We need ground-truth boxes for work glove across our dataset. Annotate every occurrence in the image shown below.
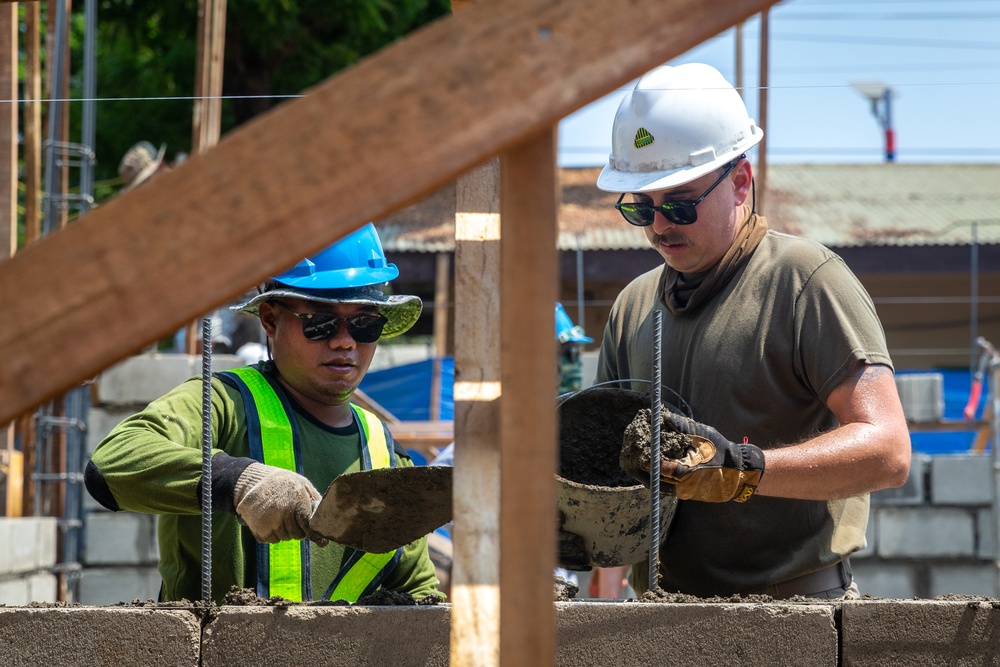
[233,462,328,545]
[624,411,765,503]
[556,510,592,572]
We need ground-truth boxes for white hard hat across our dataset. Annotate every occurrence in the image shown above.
[596,64,763,194]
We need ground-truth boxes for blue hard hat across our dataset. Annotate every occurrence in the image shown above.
[555,302,593,344]
[232,223,422,338]
[271,223,399,290]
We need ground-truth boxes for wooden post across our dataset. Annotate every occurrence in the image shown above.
[0,1,16,516]
[185,0,228,353]
[1,2,15,257]
[430,252,450,420]
[23,0,41,245]
[755,7,769,214]
[499,128,558,667]
[452,159,502,667]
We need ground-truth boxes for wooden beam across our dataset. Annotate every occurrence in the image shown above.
[452,157,501,667]
[0,0,782,425]
[499,128,558,667]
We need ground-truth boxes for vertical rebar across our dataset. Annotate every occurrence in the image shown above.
[649,310,662,591]
[79,0,97,203]
[200,318,214,603]
[41,0,69,236]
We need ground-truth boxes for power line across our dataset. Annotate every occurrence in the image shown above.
[768,32,1000,50]
[778,12,1000,21]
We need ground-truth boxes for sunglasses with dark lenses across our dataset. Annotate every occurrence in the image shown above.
[614,156,742,227]
[272,301,388,343]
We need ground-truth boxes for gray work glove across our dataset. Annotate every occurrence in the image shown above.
[233,462,328,545]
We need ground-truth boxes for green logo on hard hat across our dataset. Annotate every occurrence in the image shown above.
[634,128,654,149]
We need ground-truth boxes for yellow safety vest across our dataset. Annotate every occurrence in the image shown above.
[219,366,402,602]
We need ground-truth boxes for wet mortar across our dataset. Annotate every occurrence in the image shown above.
[619,407,699,476]
[558,388,652,487]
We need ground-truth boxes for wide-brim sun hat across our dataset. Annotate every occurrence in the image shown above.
[231,285,422,339]
[118,141,166,194]
[596,63,763,194]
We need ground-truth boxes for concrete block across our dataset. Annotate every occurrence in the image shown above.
[34,518,57,569]
[203,602,838,667]
[92,354,201,406]
[842,599,1000,666]
[26,573,58,603]
[895,373,944,422]
[87,406,137,453]
[203,605,451,667]
[0,521,11,576]
[871,454,928,505]
[0,608,200,666]
[84,512,158,565]
[976,508,997,560]
[9,519,38,573]
[877,507,975,558]
[77,567,162,605]
[0,576,30,606]
[853,512,877,559]
[851,561,918,599]
[557,602,837,667]
[929,564,999,597]
[930,454,992,505]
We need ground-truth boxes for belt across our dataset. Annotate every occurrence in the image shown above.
[762,559,852,599]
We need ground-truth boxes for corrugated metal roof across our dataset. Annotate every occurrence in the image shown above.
[378,164,1000,252]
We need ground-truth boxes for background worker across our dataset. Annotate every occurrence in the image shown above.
[85,223,443,604]
[581,63,910,599]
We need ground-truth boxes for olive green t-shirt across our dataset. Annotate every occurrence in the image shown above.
[89,364,442,603]
[597,231,892,597]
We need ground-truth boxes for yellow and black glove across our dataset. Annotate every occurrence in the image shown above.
[632,412,765,503]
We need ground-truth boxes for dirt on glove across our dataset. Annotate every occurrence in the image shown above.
[619,407,699,475]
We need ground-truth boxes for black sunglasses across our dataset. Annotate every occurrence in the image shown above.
[272,301,388,343]
[614,155,743,226]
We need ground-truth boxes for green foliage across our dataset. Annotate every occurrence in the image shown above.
[64,0,451,198]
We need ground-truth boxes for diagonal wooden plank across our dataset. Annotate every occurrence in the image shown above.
[0,0,780,424]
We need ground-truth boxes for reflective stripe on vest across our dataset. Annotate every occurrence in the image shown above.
[219,366,402,603]
[323,404,402,602]
[221,367,305,601]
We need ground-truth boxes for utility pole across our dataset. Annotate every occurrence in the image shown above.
[851,81,896,162]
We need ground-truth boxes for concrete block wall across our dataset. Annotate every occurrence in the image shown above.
[0,518,59,605]
[855,453,1000,598]
[3,600,1000,666]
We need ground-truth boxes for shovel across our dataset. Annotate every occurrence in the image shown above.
[309,466,453,553]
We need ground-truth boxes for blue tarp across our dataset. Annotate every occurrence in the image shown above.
[359,357,454,423]
[359,361,988,456]
[899,368,990,455]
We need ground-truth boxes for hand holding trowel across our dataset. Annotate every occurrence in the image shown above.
[309,465,453,553]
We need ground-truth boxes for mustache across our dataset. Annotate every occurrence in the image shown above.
[650,231,689,246]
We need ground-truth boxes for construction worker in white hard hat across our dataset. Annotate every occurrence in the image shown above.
[85,224,443,604]
[559,63,910,600]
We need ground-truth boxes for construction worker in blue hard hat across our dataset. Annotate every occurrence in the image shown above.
[85,223,443,604]
[556,302,593,396]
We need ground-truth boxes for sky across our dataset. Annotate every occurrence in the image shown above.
[557,0,1000,168]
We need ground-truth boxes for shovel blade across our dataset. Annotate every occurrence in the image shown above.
[309,466,453,553]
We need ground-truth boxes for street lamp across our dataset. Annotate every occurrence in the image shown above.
[851,81,896,162]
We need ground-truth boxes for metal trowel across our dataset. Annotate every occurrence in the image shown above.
[308,466,453,553]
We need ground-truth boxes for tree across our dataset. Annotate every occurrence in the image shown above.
[71,0,451,191]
